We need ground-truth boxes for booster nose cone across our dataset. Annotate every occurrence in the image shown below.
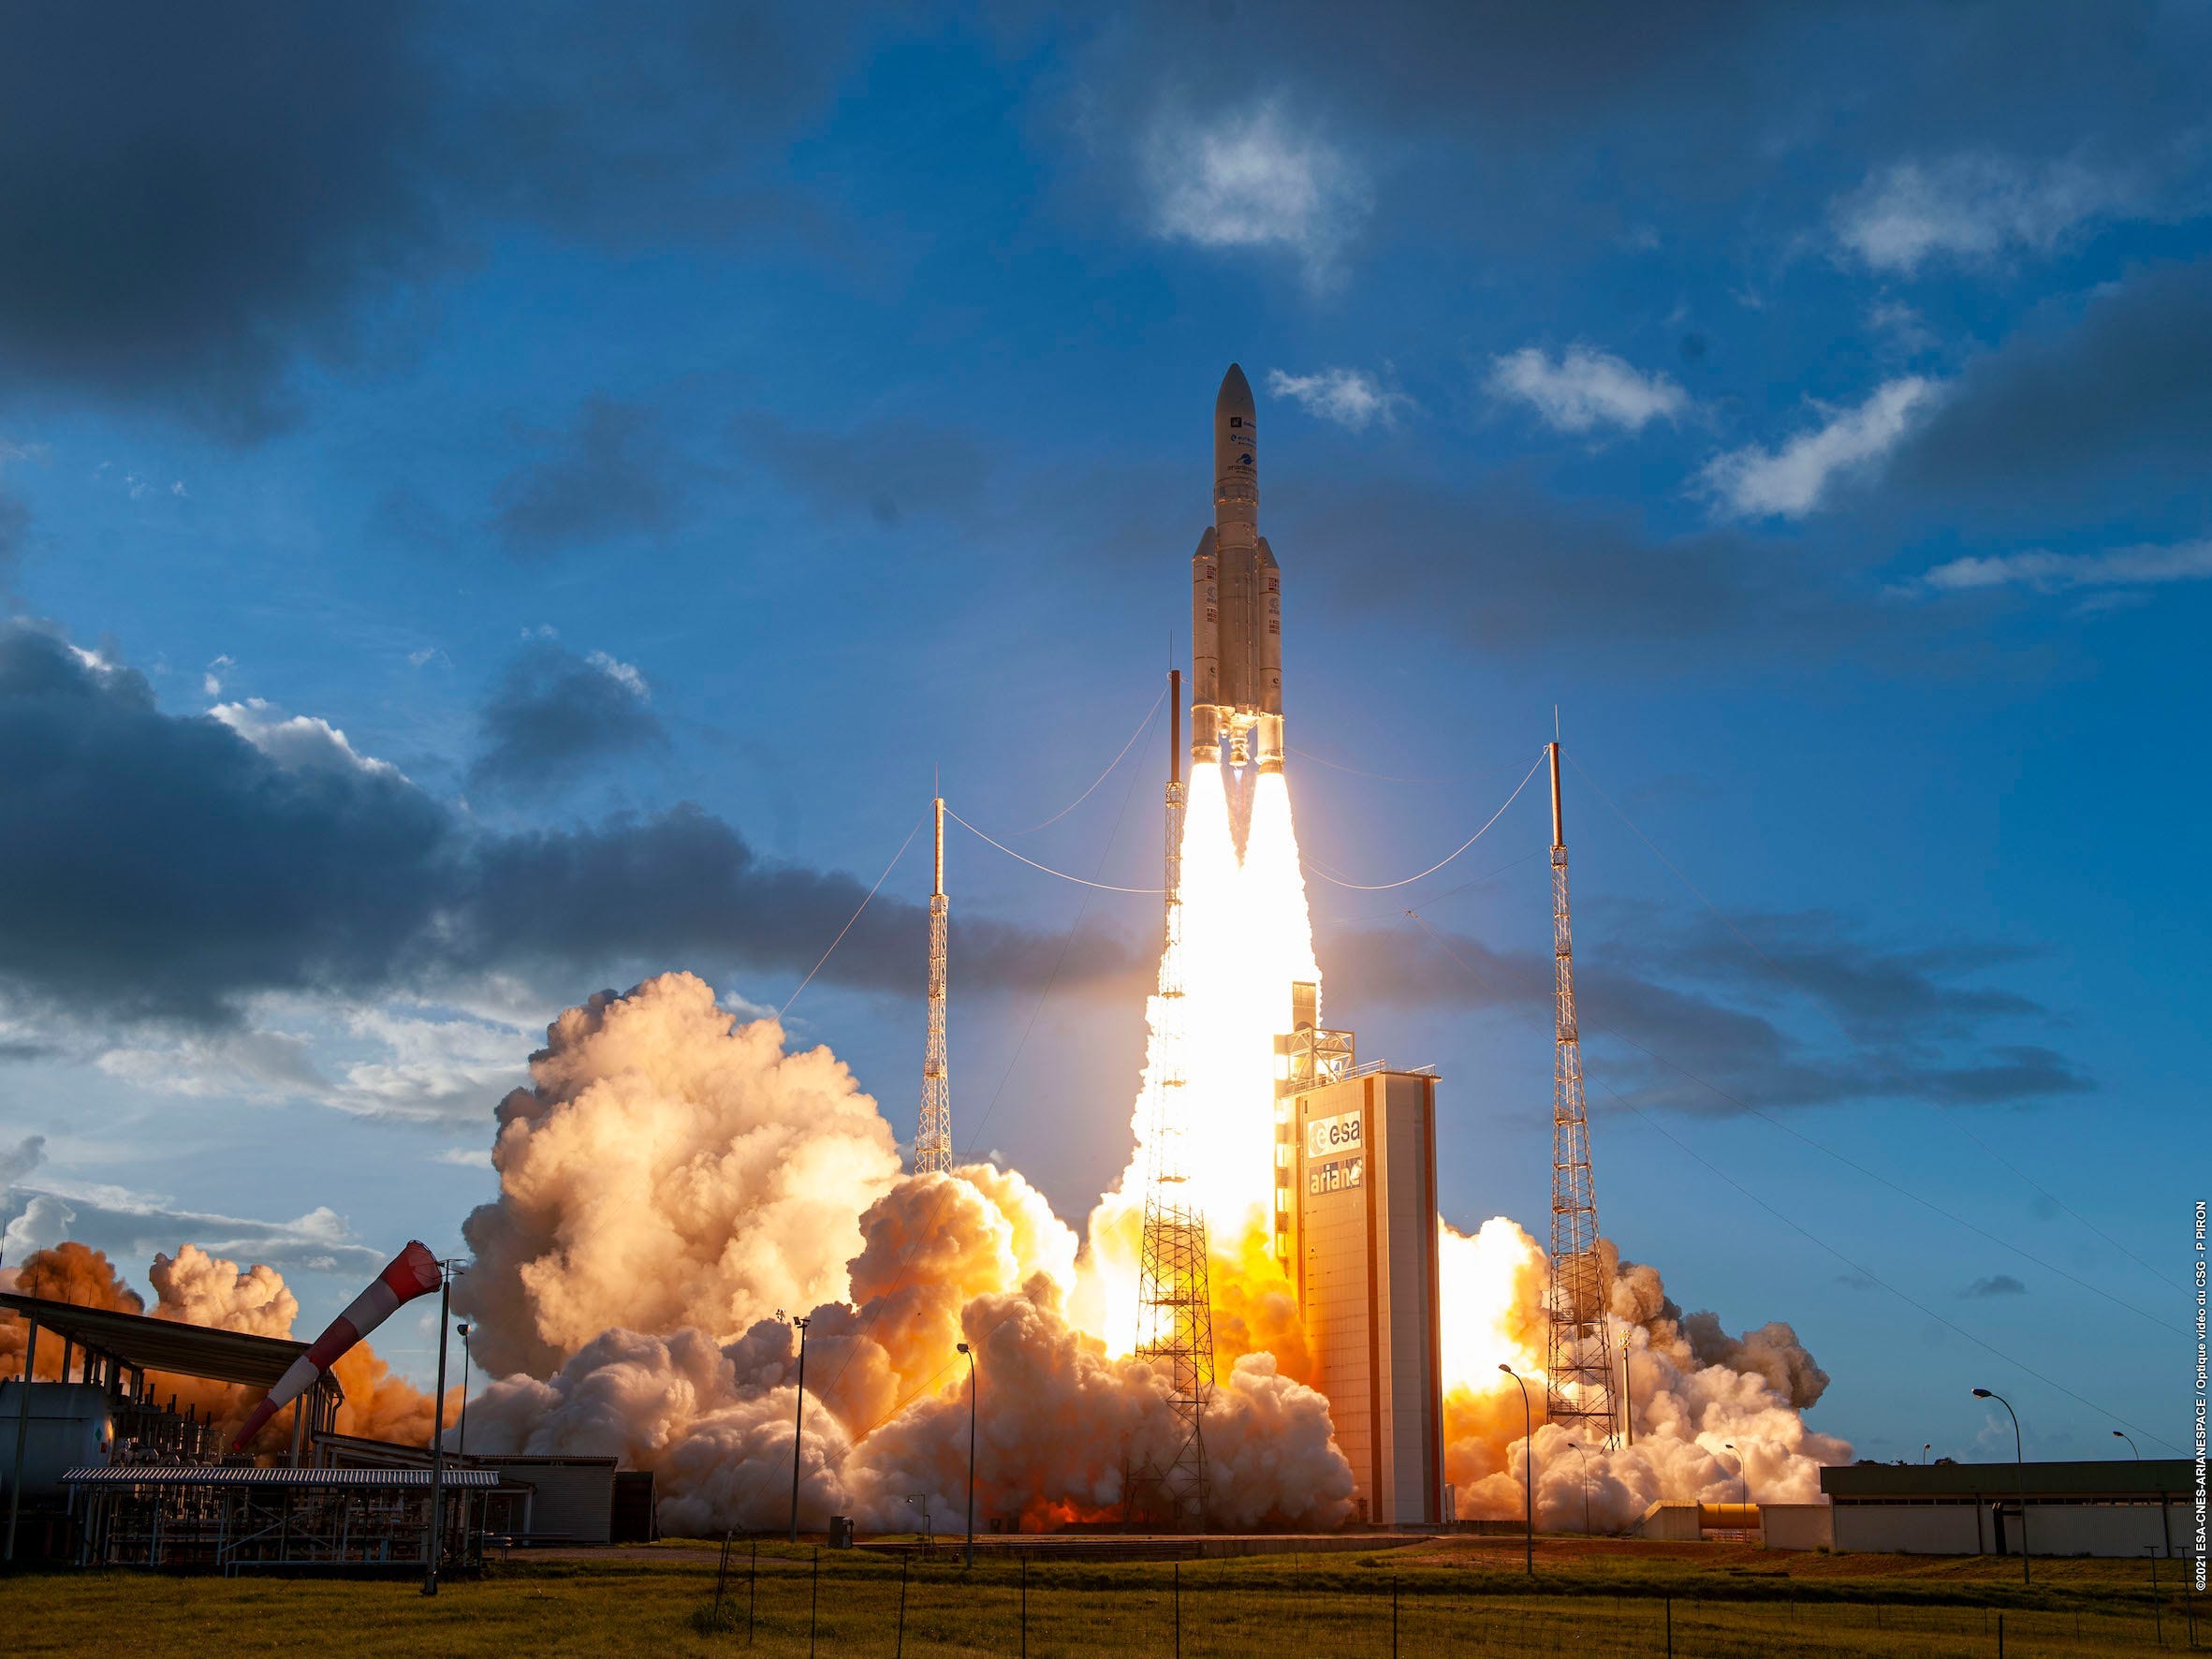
[1216,362,1255,419]
[1214,361,1258,515]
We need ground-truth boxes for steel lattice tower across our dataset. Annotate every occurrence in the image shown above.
[1134,669,1213,1527]
[1545,741,1618,1445]
[913,796,953,1175]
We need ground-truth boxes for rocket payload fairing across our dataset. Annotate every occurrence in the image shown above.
[1190,363,1283,774]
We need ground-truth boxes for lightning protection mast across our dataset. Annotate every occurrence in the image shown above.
[1545,739,1619,1446]
[1135,668,1213,1528]
[914,795,953,1175]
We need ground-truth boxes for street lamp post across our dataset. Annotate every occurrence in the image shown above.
[1619,1331,1633,1450]
[782,1311,812,1544]
[1972,1387,2029,1586]
[1922,1444,1931,1464]
[2114,1430,2140,1461]
[957,1342,975,1570]
[1724,1442,1747,1507]
[1500,1364,1532,1576]
[456,1323,473,1458]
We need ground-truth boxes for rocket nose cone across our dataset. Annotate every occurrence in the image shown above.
[1217,362,1254,416]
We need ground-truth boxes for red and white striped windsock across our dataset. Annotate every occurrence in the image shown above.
[230,1240,442,1450]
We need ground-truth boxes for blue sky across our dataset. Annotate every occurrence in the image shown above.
[0,3,2205,1461]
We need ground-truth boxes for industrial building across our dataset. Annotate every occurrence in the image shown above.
[1274,987,1445,1527]
[3,1287,648,1567]
[1820,1459,2190,1557]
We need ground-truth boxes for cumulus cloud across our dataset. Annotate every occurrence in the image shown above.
[1266,368,1407,432]
[1962,1273,2028,1299]
[469,639,667,797]
[0,621,1137,1029]
[0,1133,44,1190]
[1143,99,1368,284]
[1915,540,2212,596]
[1700,377,1935,518]
[1833,153,2136,274]
[1487,346,1688,434]
[208,699,403,779]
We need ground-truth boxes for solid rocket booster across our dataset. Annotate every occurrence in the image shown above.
[1190,363,1283,771]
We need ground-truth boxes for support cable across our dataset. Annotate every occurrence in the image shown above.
[817,751,1157,1410]
[1009,683,1167,834]
[1302,749,1546,890]
[1564,752,2178,1293]
[1401,910,2182,1453]
[779,814,926,1018]
[945,806,1163,894]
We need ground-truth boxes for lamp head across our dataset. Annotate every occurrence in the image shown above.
[1972,1387,1993,1399]
[2113,1430,2124,1439]
[1498,1363,1514,1376]
[957,1342,970,1355]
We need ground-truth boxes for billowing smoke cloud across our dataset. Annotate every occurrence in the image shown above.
[456,973,905,1378]
[456,973,1356,1533]
[1439,1219,1850,1532]
[150,1243,298,1336]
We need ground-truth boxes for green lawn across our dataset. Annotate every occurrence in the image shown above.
[5,1538,2201,1656]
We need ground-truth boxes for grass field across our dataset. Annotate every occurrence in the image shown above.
[6,1535,2204,1657]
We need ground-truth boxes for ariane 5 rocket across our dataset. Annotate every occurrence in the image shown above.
[1190,363,1283,773]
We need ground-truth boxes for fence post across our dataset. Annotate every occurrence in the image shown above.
[1664,1593,1672,1657]
[1175,1559,1182,1659]
[749,1534,757,1646]
[809,1546,820,1659]
[1021,1552,1028,1659]
[1392,1574,1399,1658]
[897,1552,908,1659]
[1998,1610,2004,1659]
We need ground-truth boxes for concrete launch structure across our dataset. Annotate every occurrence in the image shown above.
[1191,364,1282,774]
[1274,988,1446,1529]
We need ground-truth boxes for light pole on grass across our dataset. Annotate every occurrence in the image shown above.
[780,1311,813,1544]
[1972,1387,2030,1586]
[1568,1442,1591,1534]
[958,1341,976,1570]
[1500,1364,1532,1576]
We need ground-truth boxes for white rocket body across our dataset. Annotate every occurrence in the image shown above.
[1190,364,1283,775]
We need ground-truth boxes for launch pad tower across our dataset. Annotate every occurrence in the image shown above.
[1544,741,1618,1444]
[914,796,953,1176]
[1133,670,1214,1527]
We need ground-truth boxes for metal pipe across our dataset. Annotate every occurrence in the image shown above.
[1169,669,1180,786]
[1548,741,1564,850]
[6,1318,37,1562]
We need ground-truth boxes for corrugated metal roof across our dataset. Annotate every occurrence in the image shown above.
[1,1291,329,1391]
[62,1463,502,1489]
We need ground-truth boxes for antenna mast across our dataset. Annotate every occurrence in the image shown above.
[914,795,953,1175]
[1135,668,1213,1526]
[1545,740,1618,1445]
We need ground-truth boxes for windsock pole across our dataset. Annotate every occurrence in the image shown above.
[423,1262,454,1596]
